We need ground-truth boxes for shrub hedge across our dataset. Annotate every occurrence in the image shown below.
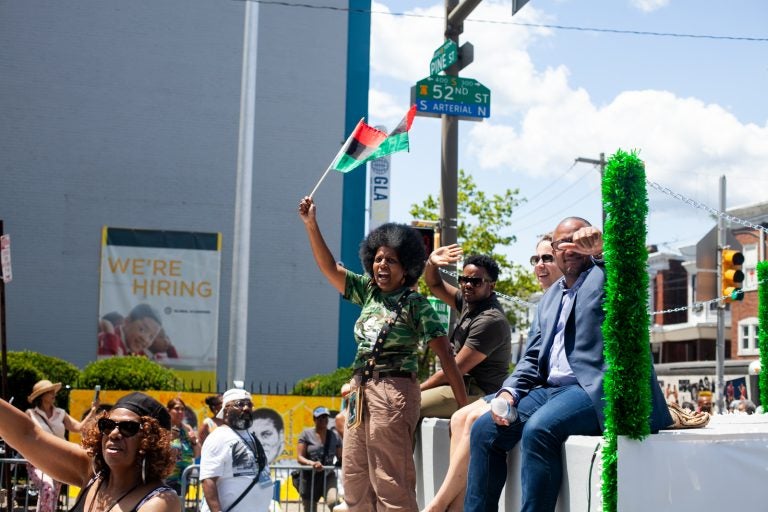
[80,356,182,391]
[292,366,354,396]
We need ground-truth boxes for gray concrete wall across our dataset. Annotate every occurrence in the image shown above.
[0,0,358,388]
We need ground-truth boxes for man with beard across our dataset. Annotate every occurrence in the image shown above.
[463,217,672,512]
[420,250,511,418]
[200,388,272,512]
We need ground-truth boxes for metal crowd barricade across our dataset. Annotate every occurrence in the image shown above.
[179,464,201,512]
[0,455,72,512]
[180,462,342,512]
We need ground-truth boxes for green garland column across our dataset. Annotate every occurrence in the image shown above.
[601,150,652,512]
[758,260,768,410]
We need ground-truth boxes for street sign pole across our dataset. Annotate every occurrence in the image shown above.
[0,220,8,403]
[440,0,484,251]
[0,225,8,512]
[441,0,462,250]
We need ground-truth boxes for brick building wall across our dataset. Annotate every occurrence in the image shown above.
[729,229,766,360]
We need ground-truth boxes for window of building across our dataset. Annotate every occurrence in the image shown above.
[738,317,760,356]
[743,243,758,291]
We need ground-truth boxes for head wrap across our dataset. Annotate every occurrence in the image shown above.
[216,388,252,419]
[113,392,172,429]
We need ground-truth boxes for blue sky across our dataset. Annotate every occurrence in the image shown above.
[366,0,768,270]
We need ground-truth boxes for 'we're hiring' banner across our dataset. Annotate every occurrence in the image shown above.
[97,227,222,388]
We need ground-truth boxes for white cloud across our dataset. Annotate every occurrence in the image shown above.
[370,0,562,116]
[370,2,445,82]
[368,88,408,128]
[467,88,768,209]
[630,0,670,13]
[370,0,768,258]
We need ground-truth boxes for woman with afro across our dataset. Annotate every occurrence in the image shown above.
[299,195,467,511]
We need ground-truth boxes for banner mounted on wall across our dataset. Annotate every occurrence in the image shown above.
[97,227,222,388]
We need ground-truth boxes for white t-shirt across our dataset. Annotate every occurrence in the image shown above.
[199,425,273,512]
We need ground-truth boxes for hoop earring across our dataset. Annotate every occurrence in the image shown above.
[141,454,146,483]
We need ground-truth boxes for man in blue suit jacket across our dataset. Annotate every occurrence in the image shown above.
[463,217,672,512]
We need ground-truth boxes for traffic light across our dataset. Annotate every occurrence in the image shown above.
[722,249,745,302]
[413,226,436,256]
[411,220,439,257]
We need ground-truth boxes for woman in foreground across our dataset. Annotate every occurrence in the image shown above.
[0,391,180,512]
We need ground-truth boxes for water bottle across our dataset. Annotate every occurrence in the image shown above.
[490,396,518,423]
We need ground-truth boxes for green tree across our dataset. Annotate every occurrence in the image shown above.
[409,169,539,327]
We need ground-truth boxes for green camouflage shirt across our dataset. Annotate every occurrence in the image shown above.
[344,270,447,372]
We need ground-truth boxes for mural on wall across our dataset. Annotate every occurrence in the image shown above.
[70,390,344,463]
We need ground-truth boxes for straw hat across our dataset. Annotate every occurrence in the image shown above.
[27,379,62,404]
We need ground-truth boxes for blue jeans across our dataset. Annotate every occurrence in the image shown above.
[464,384,601,512]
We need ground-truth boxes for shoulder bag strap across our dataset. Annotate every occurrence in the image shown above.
[360,289,412,384]
[223,432,268,512]
[321,428,333,464]
[223,479,259,512]
[32,409,55,434]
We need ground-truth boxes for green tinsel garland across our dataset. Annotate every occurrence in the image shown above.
[758,261,768,411]
[600,150,652,512]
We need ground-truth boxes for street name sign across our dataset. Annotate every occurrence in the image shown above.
[429,40,458,76]
[414,75,491,119]
[1,234,11,283]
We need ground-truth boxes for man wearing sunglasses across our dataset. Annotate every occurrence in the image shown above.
[464,217,672,512]
[420,247,511,418]
[200,388,272,512]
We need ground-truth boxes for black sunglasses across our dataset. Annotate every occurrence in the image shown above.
[226,399,253,409]
[97,418,142,438]
[458,276,492,287]
[530,254,555,266]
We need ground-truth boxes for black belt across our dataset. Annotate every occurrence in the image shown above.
[354,369,415,379]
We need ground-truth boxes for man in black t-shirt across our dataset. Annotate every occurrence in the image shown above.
[420,248,511,418]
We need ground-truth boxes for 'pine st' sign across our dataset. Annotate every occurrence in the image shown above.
[429,40,458,76]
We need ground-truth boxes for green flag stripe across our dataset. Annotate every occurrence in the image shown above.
[367,132,409,162]
[332,153,365,173]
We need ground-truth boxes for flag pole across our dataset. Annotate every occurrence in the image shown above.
[310,117,367,198]
[309,165,333,199]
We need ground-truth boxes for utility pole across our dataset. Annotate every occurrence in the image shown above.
[715,175,726,414]
[0,220,7,402]
[575,153,606,226]
[0,220,9,512]
[440,0,482,247]
[227,1,260,386]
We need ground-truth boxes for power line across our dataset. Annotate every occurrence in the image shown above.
[507,165,598,229]
[512,161,577,213]
[496,20,768,43]
[235,0,768,43]
[512,184,600,234]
